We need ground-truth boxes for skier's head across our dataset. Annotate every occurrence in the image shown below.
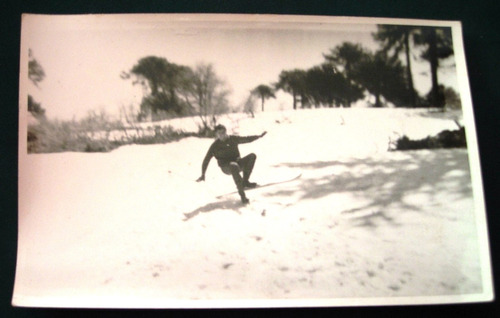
[214,124,228,140]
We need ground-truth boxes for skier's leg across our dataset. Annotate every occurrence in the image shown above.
[238,153,257,187]
[228,162,243,188]
[221,163,248,203]
[228,162,249,203]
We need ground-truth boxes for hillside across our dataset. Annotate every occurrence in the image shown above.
[14,108,492,307]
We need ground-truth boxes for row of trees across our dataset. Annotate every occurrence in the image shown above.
[124,25,456,124]
[27,24,458,128]
[252,25,456,111]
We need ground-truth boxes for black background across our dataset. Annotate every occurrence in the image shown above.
[1,1,499,317]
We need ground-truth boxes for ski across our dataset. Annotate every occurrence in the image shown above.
[216,173,302,199]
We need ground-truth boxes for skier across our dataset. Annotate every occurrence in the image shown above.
[196,124,267,204]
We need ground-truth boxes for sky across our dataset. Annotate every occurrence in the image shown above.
[22,14,458,120]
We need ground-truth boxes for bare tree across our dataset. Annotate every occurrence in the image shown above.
[243,94,258,118]
[182,63,231,133]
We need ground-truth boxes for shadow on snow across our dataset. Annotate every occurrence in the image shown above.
[183,199,243,221]
[270,149,472,229]
[184,150,472,227]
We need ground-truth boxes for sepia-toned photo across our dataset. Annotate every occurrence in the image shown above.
[15,14,493,308]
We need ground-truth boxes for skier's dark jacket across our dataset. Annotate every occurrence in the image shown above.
[201,135,260,174]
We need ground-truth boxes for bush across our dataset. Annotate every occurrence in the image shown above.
[443,87,462,110]
[126,125,198,145]
[391,127,466,151]
[196,125,217,138]
[27,110,205,154]
[27,119,118,153]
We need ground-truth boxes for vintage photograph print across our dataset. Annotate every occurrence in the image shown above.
[15,14,493,308]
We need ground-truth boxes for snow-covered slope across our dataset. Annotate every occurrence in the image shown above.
[14,108,491,308]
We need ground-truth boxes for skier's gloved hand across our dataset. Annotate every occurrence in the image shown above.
[196,175,205,182]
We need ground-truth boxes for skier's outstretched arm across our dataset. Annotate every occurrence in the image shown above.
[197,146,214,182]
[236,131,267,144]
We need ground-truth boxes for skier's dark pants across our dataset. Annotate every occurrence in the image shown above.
[220,153,256,194]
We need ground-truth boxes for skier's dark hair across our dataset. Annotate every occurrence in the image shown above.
[214,124,226,132]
